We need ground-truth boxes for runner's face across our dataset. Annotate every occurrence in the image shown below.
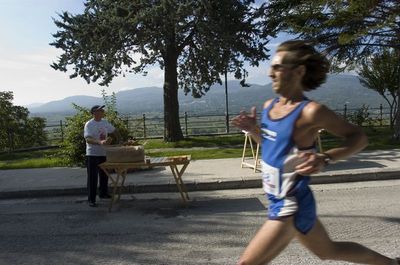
[268,51,300,95]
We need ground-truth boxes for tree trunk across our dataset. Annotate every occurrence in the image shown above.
[163,49,183,142]
[393,47,400,140]
[394,88,400,140]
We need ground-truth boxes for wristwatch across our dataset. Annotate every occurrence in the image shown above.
[321,152,333,166]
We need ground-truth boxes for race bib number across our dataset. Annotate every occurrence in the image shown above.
[261,161,280,196]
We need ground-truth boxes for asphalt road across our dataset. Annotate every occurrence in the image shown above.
[0,180,399,265]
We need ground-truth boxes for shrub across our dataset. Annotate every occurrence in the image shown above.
[0,91,47,152]
[348,104,374,127]
[59,91,129,166]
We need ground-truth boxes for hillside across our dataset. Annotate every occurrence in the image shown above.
[28,74,386,116]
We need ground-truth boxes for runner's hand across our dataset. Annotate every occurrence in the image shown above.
[295,152,326,175]
[231,107,258,133]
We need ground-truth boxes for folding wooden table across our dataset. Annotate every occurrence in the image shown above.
[241,131,261,172]
[99,155,191,211]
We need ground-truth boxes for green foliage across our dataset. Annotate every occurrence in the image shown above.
[0,91,47,152]
[51,0,268,89]
[358,49,400,129]
[263,0,399,71]
[25,118,48,147]
[263,0,400,139]
[100,90,130,143]
[50,0,272,141]
[59,104,91,166]
[348,105,373,127]
[59,91,129,166]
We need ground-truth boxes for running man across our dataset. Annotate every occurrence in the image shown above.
[231,40,399,265]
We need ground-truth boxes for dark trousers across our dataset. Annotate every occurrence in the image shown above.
[86,156,108,203]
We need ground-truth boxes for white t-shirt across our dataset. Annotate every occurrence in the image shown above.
[84,118,116,156]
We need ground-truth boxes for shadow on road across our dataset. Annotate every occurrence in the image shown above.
[116,196,266,217]
[319,214,400,224]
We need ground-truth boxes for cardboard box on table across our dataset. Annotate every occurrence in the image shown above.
[104,145,149,172]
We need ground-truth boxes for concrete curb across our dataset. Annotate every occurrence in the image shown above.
[1,169,400,200]
[0,187,87,199]
[310,168,400,184]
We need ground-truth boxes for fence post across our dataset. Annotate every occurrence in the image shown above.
[225,112,230,134]
[343,104,347,120]
[59,120,64,143]
[379,104,383,126]
[184,112,188,137]
[143,114,146,139]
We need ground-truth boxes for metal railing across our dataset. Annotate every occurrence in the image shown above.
[39,104,393,146]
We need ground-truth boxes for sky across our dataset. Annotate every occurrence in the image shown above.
[0,0,284,106]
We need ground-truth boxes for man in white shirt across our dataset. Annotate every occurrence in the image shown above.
[84,105,120,207]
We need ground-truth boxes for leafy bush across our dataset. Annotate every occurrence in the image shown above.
[59,91,129,166]
[348,104,374,127]
[25,117,48,147]
[0,91,47,152]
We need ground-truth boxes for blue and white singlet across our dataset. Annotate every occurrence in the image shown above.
[260,97,317,234]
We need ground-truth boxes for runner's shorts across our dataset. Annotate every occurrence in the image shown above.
[267,177,316,234]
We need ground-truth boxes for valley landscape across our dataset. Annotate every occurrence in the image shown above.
[28,74,387,123]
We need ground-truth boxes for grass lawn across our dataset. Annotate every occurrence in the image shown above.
[1,127,399,170]
[0,149,68,170]
[318,126,400,151]
[143,134,245,149]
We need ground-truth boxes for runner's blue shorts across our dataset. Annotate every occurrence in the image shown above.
[267,177,316,234]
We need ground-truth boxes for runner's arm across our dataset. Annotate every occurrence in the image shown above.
[296,103,368,175]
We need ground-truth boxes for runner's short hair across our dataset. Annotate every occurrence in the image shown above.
[277,40,330,91]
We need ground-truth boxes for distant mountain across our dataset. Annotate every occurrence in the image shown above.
[28,74,386,116]
[306,74,385,109]
[25,102,44,108]
[29,95,100,115]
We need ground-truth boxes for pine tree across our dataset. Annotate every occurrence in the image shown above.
[51,0,273,141]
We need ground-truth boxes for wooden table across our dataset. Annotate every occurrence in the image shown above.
[99,155,191,211]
